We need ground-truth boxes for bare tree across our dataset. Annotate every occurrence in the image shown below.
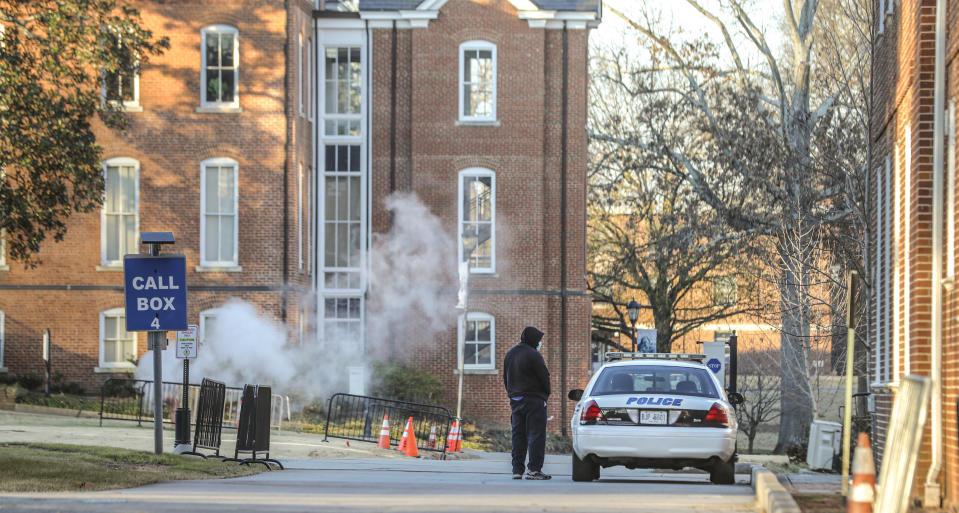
[736,346,782,453]
[588,44,763,353]
[599,0,871,452]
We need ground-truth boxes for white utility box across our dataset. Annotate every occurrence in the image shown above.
[806,420,842,470]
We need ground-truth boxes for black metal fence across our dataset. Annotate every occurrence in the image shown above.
[225,384,282,469]
[99,377,246,428]
[323,393,454,457]
[185,378,227,458]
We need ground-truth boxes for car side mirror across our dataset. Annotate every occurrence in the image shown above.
[728,392,744,406]
[568,389,583,401]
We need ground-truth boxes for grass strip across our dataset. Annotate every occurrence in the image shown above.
[0,443,264,492]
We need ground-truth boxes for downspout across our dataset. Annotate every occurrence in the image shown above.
[924,0,946,505]
[560,22,568,437]
[390,21,397,202]
[282,2,292,323]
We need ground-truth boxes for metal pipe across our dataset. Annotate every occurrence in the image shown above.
[559,21,568,437]
[150,242,163,454]
[924,0,946,505]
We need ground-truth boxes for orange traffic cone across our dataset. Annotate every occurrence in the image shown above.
[453,423,462,452]
[445,420,459,452]
[377,415,391,449]
[427,424,437,449]
[403,417,419,457]
[848,432,876,513]
[397,422,409,452]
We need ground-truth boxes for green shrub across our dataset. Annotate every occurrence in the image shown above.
[369,361,443,405]
[101,380,138,398]
[17,373,43,391]
[0,374,17,385]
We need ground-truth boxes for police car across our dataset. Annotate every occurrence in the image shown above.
[568,352,744,484]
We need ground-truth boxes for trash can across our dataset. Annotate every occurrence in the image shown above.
[806,420,842,469]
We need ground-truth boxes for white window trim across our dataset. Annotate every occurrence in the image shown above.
[101,66,142,112]
[199,308,221,346]
[0,228,8,271]
[200,25,240,110]
[877,0,885,34]
[100,157,140,267]
[298,163,304,270]
[904,126,912,375]
[947,99,956,280]
[458,311,495,370]
[873,163,884,386]
[892,152,900,384]
[458,168,496,274]
[199,158,240,268]
[299,33,305,117]
[308,38,314,123]
[458,40,497,122]
[0,310,5,371]
[97,307,136,371]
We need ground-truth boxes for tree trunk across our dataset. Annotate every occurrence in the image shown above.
[774,235,814,454]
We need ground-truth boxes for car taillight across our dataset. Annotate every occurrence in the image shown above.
[704,402,728,427]
[580,400,605,425]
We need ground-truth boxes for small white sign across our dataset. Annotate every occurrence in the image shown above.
[176,325,198,359]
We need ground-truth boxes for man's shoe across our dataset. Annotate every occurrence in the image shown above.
[512,473,523,480]
[524,470,552,480]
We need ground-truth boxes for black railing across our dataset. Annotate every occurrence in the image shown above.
[323,393,454,457]
[184,378,227,458]
[99,377,244,428]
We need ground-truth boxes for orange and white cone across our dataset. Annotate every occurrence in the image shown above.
[445,421,459,452]
[377,414,391,449]
[454,423,462,452]
[397,422,409,453]
[427,424,437,449]
[402,417,419,457]
[848,432,876,513]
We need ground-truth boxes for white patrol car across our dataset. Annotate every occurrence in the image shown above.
[568,352,744,484]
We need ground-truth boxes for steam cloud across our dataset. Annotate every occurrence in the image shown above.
[135,193,459,407]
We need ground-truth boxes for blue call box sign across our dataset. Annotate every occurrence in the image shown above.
[707,358,722,374]
[123,254,187,331]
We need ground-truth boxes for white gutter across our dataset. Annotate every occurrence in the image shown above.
[924,0,946,506]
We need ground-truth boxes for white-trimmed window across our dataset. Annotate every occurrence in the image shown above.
[458,168,495,273]
[947,99,956,280]
[308,38,314,122]
[200,158,239,268]
[98,308,136,370]
[101,32,141,111]
[0,229,7,270]
[200,308,220,346]
[459,312,495,370]
[298,163,304,270]
[0,310,5,371]
[713,275,737,307]
[323,297,362,343]
[101,158,139,266]
[459,41,496,122]
[299,33,305,117]
[201,25,239,109]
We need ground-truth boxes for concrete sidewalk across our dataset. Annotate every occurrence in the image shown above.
[0,408,464,459]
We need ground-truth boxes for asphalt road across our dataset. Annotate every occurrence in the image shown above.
[0,453,758,513]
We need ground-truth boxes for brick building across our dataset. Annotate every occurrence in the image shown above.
[870,0,959,506]
[0,0,600,429]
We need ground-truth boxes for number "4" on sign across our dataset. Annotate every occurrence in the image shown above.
[150,317,161,330]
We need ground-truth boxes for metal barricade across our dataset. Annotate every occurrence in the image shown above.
[99,378,249,430]
[323,393,454,457]
[224,384,283,470]
[183,378,227,458]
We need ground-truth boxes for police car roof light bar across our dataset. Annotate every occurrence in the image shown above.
[604,352,707,362]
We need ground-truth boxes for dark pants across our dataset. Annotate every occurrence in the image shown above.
[510,396,547,474]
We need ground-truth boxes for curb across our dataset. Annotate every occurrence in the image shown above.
[752,466,801,513]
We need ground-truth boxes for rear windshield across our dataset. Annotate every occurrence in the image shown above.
[591,365,719,398]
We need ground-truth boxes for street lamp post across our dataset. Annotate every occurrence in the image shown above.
[627,300,640,352]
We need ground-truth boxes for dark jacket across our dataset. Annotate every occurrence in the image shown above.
[503,326,551,401]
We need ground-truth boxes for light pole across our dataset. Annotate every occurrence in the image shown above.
[626,300,640,352]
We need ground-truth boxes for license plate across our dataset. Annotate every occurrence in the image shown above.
[640,410,667,425]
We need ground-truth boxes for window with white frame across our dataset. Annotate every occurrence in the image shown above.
[298,163,304,270]
[99,308,136,369]
[0,228,7,270]
[713,275,737,307]
[101,158,139,266]
[324,47,361,135]
[323,297,361,342]
[299,33,305,116]
[459,41,496,121]
[201,26,239,108]
[102,33,140,110]
[948,99,956,279]
[0,310,5,370]
[458,168,495,272]
[460,312,494,369]
[200,159,239,267]
[308,39,313,122]
[200,309,220,346]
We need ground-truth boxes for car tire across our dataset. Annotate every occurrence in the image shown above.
[709,458,735,485]
[572,452,598,482]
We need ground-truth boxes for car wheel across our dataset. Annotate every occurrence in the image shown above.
[709,458,735,485]
[572,452,598,482]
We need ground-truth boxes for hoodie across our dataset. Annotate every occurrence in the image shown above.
[503,326,551,401]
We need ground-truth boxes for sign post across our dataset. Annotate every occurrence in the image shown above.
[175,325,198,452]
[42,329,51,397]
[124,232,186,455]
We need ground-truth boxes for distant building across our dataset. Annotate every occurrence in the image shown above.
[0,0,600,429]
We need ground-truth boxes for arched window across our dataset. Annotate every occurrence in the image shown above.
[458,168,495,273]
[458,41,496,121]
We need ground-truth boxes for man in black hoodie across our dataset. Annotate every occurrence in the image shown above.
[503,326,551,480]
